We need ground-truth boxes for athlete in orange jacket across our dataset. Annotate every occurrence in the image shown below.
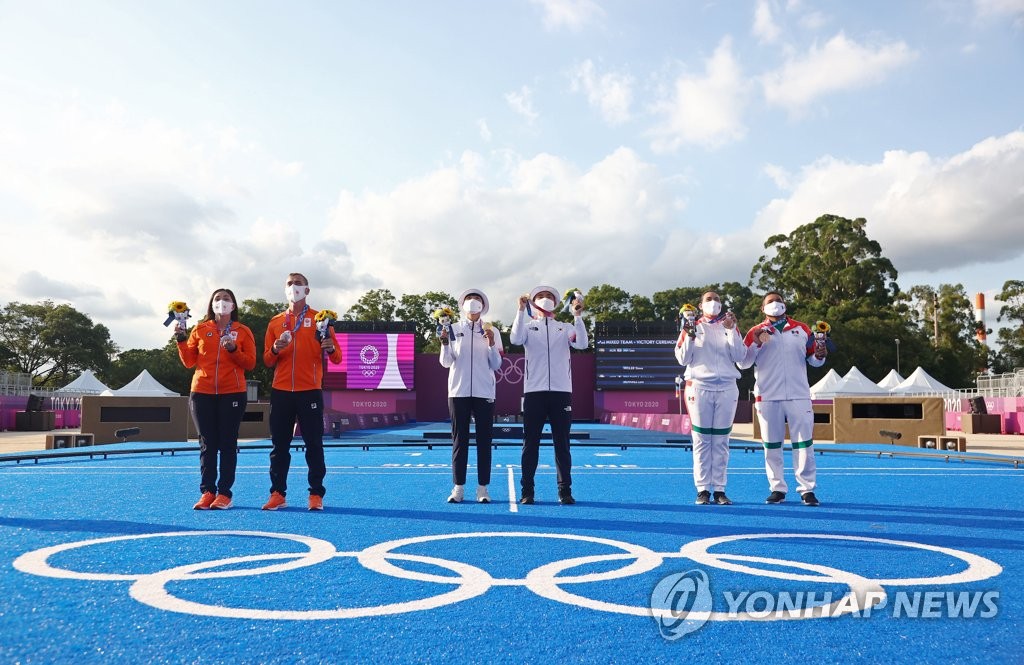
[176,288,256,510]
[261,272,342,511]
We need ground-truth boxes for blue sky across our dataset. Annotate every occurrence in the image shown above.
[0,0,1022,351]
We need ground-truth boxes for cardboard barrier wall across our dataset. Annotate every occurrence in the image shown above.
[185,401,271,440]
[832,396,944,445]
[81,396,189,444]
[752,403,835,442]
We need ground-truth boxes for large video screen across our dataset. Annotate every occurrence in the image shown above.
[595,322,681,391]
[325,333,415,390]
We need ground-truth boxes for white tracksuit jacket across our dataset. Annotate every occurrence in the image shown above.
[439,318,504,398]
[738,317,825,400]
[674,317,746,388]
[510,311,589,394]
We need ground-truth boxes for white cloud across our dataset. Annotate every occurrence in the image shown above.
[975,0,1024,25]
[568,59,633,125]
[761,32,917,112]
[477,119,492,142]
[530,0,605,32]
[324,147,754,320]
[753,0,781,44]
[505,85,539,124]
[0,92,370,350]
[755,130,1024,273]
[762,163,793,190]
[648,37,750,151]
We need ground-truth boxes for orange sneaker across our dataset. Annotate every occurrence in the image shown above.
[210,494,232,510]
[193,492,215,510]
[308,494,323,511]
[262,491,287,511]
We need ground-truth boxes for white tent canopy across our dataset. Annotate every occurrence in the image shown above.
[817,366,888,398]
[877,369,905,390]
[810,369,843,398]
[889,367,956,395]
[55,369,110,395]
[101,370,179,397]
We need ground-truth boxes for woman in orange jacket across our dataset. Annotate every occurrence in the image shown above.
[176,288,257,510]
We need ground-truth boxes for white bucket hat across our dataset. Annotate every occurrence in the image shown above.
[458,288,489,316]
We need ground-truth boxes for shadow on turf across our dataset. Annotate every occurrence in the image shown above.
[310,505,1024,552]
[0,516,197,536]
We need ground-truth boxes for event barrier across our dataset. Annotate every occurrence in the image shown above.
[832,396,944,445]
[81,396,190,445]
[751,402,835,442]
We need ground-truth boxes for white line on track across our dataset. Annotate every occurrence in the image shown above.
[507,467,518,514]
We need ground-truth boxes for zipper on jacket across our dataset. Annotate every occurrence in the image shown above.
[468,320,474,397]
[545,317,551,391]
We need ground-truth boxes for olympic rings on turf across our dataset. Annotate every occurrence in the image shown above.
[12,530,1003,621]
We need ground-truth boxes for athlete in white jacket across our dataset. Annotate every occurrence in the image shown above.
[440,289,504,504]
[675,291,746,505]
[510,285,589,504]
[738,291,828,506]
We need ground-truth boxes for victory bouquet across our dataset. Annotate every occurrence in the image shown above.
[431,306,456,340]
[814,320,836,354]
[315,309,338,342]
[561,287,585,315]
[163,301,190,328]
[678,304,698,339]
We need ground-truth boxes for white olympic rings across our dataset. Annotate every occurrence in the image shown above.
[495,357,525,384]
[12,530,1002,622]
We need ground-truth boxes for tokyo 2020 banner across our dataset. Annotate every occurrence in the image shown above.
[326,333,415,390]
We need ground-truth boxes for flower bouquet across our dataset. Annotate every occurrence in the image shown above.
[678,304,698,338]
[163,301,190,328]
[814,320,836,353]
[315,309,338,342]
[431,306,456,340]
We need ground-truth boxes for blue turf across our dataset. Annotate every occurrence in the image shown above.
[1,424,1021,664]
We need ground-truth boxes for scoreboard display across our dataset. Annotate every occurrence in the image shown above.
[595,322,681,391]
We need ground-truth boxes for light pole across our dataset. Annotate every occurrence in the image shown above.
[895,337,901,374]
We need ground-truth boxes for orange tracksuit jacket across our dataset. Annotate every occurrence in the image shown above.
[263,307,342,392]
[177,320,257,394]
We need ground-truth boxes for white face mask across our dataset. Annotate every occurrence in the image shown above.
[212,300,234,316]
[535,297,555,312]
[701,300,722,317]
[764,301,786,317]
[286,284,307,303]
[462,299,483,314]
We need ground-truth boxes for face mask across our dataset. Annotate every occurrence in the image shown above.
[462,299,483,314]
[212,300,234,315]
[286,284,307,303]
[535,298,555,312]
[701,301,722,317]
[764,301,786,318]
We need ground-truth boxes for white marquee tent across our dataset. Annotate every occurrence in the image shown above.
[810,369,843,398]
[815,366,888,398]
[55,370,111,395]
[876,369,906,391]
[101,370,179,397]
[889,367,956,395]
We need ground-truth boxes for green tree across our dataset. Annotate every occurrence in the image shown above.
[651,287,704,322]
[993,279,1024,372]
[629,295,655,322]
[344,289,398,321]
[395,291,457,353]
[0,300,115,386]
[584,284,632,322]
[900,284,985,387]
[750,215,899,310]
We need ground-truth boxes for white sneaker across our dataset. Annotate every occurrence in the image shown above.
[447,485,464,503]
[476,485,491,503]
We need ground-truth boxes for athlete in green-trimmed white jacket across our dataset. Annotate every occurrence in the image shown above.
[674,291,746,505]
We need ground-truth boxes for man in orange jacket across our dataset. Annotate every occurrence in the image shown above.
[262,272,342,511]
